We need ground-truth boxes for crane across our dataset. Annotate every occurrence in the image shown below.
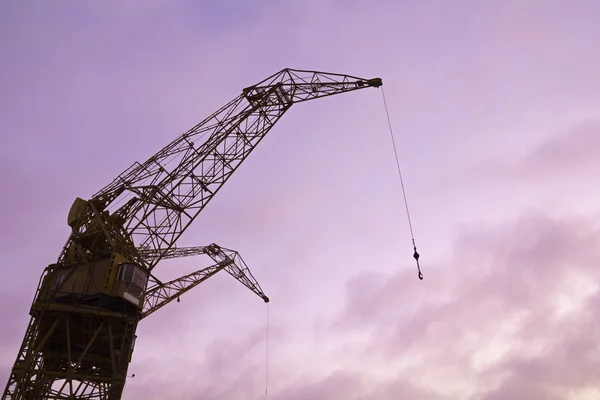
[1,68,382,400]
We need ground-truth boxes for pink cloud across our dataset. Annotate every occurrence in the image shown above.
[525,120,600,172]
[474,120,600,183]
[119,210,600,399]
[331,211,600,398]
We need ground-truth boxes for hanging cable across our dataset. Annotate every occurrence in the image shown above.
[380,87,423,280]
[265,302,270,395]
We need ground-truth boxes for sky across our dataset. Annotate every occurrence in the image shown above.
[1,0,600,399]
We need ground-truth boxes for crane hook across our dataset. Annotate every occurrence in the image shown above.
[413,242,423,280]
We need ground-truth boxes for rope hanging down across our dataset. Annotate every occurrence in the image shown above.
[265,302,270,395]
[380,88,423,280]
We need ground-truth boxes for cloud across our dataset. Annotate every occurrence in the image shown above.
[124,319,290,400]
[475,289,600,400]
[123,209,600,400]
[525,120,600,172]
[472,120,600,184]
[427,120,600,229]
[270,371,364,400]
[331,211,600,399]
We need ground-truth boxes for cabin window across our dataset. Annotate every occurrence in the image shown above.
[117,263,148,296]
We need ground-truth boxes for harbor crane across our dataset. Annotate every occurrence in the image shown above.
[1,68,382,399]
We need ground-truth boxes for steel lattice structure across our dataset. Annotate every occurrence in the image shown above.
[2,68,382,399]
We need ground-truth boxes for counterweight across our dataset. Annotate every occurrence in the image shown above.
[2,68,382,400]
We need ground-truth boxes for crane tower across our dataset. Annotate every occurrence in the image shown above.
[2,68,382,399]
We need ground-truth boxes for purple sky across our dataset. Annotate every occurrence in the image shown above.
[1,1,600,399]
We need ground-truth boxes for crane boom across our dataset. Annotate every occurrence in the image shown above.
[2,68,382,400]
[61,69,381,272]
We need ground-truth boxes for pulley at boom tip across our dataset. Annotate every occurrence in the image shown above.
[366,77,383,88]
